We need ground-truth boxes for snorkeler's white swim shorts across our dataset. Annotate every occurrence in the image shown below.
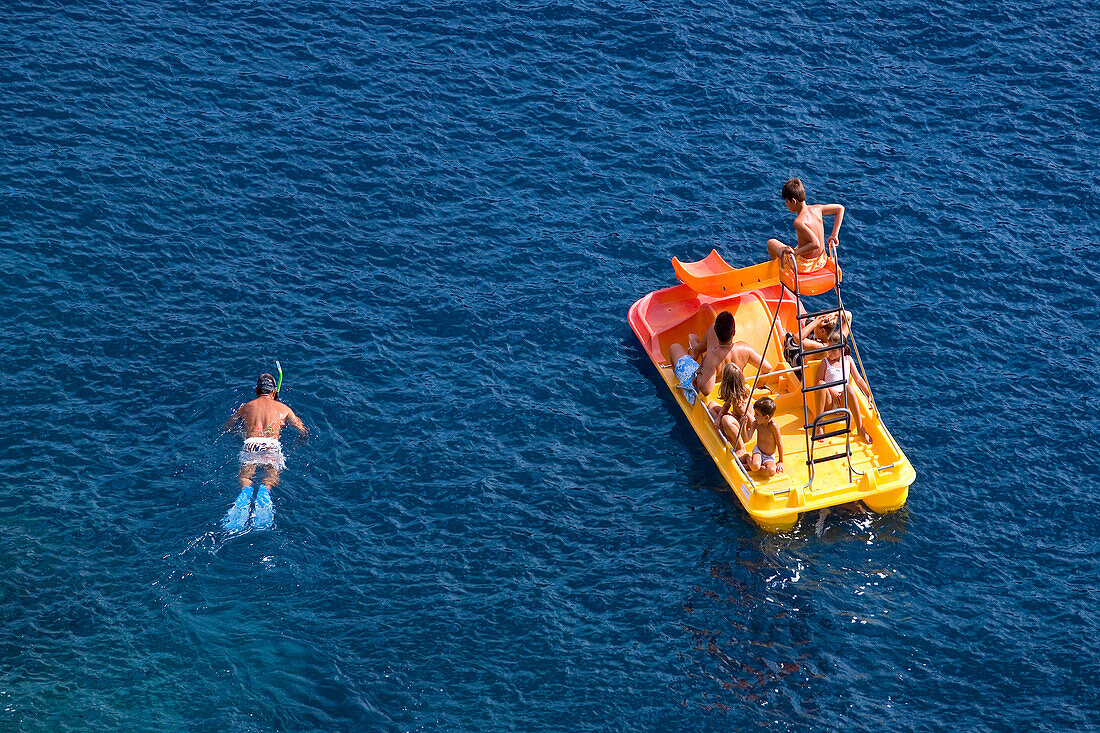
[239,437,286,471]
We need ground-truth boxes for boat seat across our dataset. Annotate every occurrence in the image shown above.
[779,257,842,296]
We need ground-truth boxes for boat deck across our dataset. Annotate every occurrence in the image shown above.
[630,271,914,532]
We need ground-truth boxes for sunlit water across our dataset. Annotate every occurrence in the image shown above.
[1,1,1097,730]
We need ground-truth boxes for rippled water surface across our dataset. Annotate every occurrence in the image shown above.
[2,1,1098,730]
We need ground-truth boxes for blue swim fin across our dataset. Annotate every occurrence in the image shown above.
[252,483,274,530]
[223,484,254,532]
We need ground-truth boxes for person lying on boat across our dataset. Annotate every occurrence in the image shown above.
[223,373,309,490]
[766,177,845,274]
[709,363,754,462]
[746,396,784,477]
[811,323,875,444]
[669,311,776,405]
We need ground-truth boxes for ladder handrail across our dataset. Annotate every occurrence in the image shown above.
[781,242,867,488]
[844,326,877,410]
[780,249,821,492]
[808,408,852,468]
[823,240,877,414]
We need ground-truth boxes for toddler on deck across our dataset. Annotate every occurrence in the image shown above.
[747,396,784,477]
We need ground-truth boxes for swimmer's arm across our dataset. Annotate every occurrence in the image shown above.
[687,333,704,363]
[746,349,774,377]
[820,203,845,247]
[734,405,750,441]
[799,315,827,340]
[742,403,755,440]
[770,424,787,471]
[286,408,309,437]
[801,318,830,350]
[690,324,716,362]
[222,407,242,432]
[802,337,828,351]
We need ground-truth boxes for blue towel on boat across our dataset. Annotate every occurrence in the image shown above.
[674,354,700,405]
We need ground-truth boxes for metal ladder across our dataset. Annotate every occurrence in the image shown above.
[782,245,865,487]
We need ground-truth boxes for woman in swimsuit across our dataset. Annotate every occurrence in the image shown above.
[811,322,875,444]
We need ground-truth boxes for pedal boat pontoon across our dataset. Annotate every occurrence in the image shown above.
[628,249,915,532]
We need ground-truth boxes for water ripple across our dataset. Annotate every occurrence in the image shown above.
[1,0,1097,730]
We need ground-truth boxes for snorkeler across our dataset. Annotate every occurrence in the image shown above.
[221,371,308,531]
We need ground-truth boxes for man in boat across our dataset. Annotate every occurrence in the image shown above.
[766,178,845,273]
[669,311,776,404]
[223,373,308,490]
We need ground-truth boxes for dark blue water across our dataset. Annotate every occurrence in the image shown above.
[2,1,1098,730]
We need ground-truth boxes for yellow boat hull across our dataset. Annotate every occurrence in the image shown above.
[629,257,915,532]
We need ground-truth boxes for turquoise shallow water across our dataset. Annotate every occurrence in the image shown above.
[1,1,1098,730]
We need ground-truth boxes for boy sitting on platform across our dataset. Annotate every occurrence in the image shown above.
[766,177,845,274]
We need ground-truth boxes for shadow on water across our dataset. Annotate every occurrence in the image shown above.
[628,329,917,725]
[672,501,912,726]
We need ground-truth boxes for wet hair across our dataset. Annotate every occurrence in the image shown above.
[754,396,776,418]
[256,373,277,395]
[714,311,735,343]
[782,178,806,203]
[718,363,747,403]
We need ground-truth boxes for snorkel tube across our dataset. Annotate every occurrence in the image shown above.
[275,360,283,401]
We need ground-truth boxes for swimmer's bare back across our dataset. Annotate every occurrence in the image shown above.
[225,395,308,439]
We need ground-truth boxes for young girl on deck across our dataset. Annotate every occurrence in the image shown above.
[709,363,754,462]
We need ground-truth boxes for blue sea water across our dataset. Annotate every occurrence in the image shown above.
[1,0,1098,729]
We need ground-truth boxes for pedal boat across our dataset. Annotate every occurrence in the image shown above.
[628,250,915,532]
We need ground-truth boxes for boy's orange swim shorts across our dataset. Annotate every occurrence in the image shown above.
[795,251,828,273]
